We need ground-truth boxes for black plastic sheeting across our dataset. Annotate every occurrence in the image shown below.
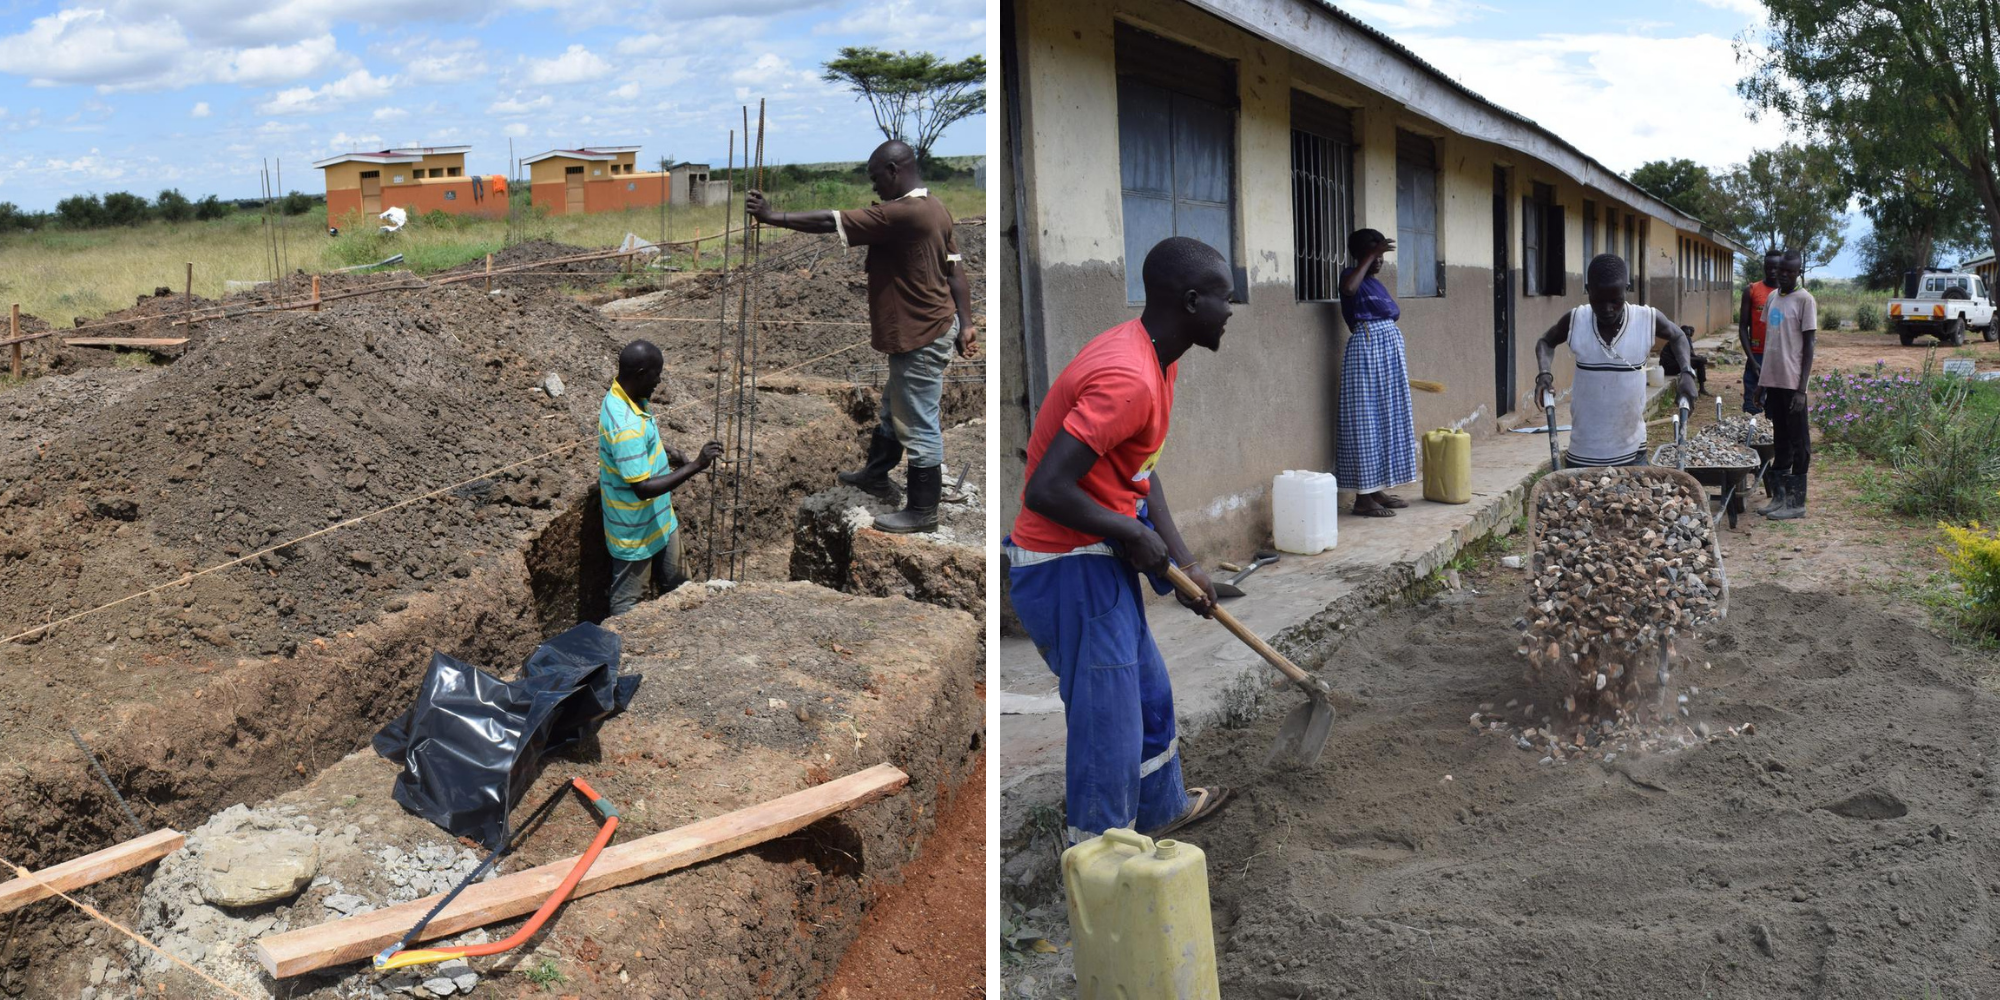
[373,622,642,849]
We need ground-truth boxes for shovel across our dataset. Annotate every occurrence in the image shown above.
[1212,551,1279,599]
[1164,564,1334,768]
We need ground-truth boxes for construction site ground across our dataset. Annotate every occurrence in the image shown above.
[0,225,988,998]
[1002,329,2000,998]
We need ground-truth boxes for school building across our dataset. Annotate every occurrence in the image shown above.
[523,147,671,215]
[1964,252,1997,290]
[313,146,510,225]
[999,0,1748,554]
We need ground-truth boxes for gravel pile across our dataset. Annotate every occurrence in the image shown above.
[1653,438,1759,469]
[1703,413,1774,446]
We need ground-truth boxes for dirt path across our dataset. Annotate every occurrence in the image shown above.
[1185,568,2000,999]
[820,743,987,1000]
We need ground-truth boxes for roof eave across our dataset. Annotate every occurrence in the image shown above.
[1176,0,1750,254]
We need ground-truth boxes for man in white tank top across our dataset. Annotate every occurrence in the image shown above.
[1533,254,1698,467]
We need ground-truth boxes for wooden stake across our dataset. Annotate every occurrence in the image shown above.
[0,829,184,916]
[485,253,493,294]
[311,275,321,312]
[185,262,195,335]
[9,305,18,379]
[255,763,908,978]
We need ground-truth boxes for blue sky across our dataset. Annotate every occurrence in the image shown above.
[0,0,984,212]
[1337,0,1870,277]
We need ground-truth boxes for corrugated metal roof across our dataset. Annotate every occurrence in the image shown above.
[1256,0,1752,253]
[521,146,643,164]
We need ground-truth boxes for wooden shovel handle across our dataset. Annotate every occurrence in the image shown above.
[1163,564,1314,687]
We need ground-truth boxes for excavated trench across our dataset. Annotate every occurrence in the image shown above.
[0,250,981,995]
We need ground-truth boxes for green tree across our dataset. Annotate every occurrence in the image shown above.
[193,195,230,221]
[155,188,194,223]
[1716,144,1848,271]
[0,202,21,233]
[100,191,151,226]
[55,194,105,228]
[1740,0,2000,278]
[279,190,315,215]
[1854,177,1984,289]
[822,47,985,171]
[1628,159,1733,225]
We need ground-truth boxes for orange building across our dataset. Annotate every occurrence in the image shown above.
[523,147,671,215]
[313,145,509,227]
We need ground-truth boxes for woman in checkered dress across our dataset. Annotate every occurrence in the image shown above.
[1337,228,1419,517]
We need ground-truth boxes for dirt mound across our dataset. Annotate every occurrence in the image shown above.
[604,220,987,380]
[1176,581,2000,999]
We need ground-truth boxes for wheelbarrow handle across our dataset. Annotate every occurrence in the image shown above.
[1163,564,1315,688]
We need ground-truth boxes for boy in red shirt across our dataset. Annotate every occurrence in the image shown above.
[1740,249,1783,417]
[1005,237,1235,845]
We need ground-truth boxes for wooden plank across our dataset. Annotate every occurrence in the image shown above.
[0,829,184,916]
[256,763,909,978]
[64,338,190,348]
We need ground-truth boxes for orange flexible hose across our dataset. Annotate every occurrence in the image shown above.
[374,778,619,971]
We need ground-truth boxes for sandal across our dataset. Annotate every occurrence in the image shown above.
[1352,503,1396,518]
[1376,493,1409,509]
[1145,786,1234,839]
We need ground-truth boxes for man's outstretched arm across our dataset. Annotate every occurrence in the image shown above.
[745,190,836,234]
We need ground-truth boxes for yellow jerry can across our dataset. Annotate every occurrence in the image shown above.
[1421,427,1472,504]
[1062,828,1220,1000]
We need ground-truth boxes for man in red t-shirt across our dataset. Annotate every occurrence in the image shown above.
[1004,236,1236,846]
[1740,249,1782,417]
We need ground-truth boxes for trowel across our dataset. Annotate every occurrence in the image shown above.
[1213,551,1279,599]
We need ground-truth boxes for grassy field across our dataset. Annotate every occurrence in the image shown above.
[0,174,984,324]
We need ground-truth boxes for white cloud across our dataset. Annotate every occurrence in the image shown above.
[611,81,641,101]
[45,151,127,182]
[815,0,983,47]
[1,9,189,89]
[503,122,529,137]
[487,94,553,116]
[324,130,384,152]
[729,53,822,92]
[395,37,488,83]
[222,34,342,85]
[257,68,395,115]
[1338,0,1494,31]
[1389,31,1767,178]
[191,101,211,117]
[372,106,409,121]
[1692,0,1766,20]
[525,44,610,85]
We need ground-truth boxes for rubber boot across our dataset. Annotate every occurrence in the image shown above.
[1755,472,1787,516]
[874,463,940,534]
[1767,473,1808,520]
[838,430,903,503]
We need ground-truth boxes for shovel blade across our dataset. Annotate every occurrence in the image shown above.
[1213,582,1245,599]
[1263,696,1336,769]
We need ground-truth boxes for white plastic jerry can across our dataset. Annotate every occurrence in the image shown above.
[1272,469,1338,555]
[1062,828,1220,1000]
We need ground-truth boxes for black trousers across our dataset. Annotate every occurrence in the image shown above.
[1764,386,1811,476]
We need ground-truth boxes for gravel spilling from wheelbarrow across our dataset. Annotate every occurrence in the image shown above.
[1523,473,1724,717]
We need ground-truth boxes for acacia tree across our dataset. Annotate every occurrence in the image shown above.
[823,47,986,172]
[1716,144,1849,271]
[1740,0,2000,269]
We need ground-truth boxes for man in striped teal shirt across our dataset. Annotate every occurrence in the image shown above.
[600,340,722,616]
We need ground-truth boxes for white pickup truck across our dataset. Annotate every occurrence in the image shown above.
[1889,270,1997,346]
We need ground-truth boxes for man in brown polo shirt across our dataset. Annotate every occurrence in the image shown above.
[746,140,975,533]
